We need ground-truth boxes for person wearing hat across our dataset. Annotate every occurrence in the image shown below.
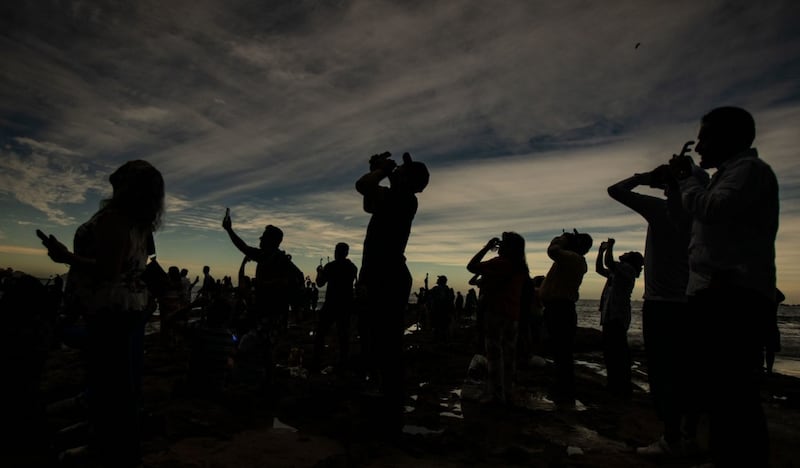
[538,229,592,407]
[596,238,643,399]
[356,151,429,435]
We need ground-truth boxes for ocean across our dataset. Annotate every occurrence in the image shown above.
[573,299,800,378]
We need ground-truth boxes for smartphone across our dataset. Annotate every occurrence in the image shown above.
[225,207,230,218]
[36,229,48,243]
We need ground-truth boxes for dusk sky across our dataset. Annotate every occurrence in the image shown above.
[2,1,799,302]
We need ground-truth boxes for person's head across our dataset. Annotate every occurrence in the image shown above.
[436,275,448,286]
[390,152,429,194]
[498,231,529,273]
[696,106,755,169]
[334,242,349,260]
[168,266,180,282]
[180,268,188,277]
[532,275,545,288]
[620,251,644,276]
[106,160,165,231]
[203,265,210,275]
[259,225,283,250]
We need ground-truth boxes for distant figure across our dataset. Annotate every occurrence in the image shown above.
[312,242,358,372]
[455,291,465,319]
[222,212,304,383]
[669,106,778,467]
[608,158,706,456]
[469,273,487,351]
[309,283,319,312]
[180,268,199,305]
[198,265,216,310]
[38,160,164,467]
[356,151,429,435]
[467,232,530,404]
[763,288,786,375]
[538,229,592,406]
[465,288,478,319]
[428,275,455,343]
[595,238,643,398]
[159,266,186,347]
[529,275,546,357]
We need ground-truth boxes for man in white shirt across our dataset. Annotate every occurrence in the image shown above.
[670,106,778,467]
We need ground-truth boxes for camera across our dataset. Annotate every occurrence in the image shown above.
[369,151,394,171]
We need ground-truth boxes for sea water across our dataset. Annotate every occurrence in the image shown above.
[575,299,800,377]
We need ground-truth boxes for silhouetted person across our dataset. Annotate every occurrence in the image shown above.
[199,265,216,300]
[158,265,186,347]
[669,106,777,467]
[465,288,478,319]
[530,275,546,357]
[356,151,429,435]
[596,238,643,399]
[467,232,530,404]
[38,160,164,467]
[312,242,358,372]
[538,229,592,406]
[180,268,199,304]
[469,273,487,351]
[609,160,707,456]
[455,291,464,319]
[428,275,455,343]
[222,212,303,385]
[763,288,785,375]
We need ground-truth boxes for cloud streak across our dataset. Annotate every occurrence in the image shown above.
[2,0,799,299]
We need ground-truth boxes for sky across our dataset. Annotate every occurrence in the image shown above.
[2,0,800,303]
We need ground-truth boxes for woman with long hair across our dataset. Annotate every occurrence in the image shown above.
[467,231,530,404]
[39,160,164,467]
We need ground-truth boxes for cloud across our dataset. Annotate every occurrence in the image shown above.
[2,0,800,299]
[0,139,110,225]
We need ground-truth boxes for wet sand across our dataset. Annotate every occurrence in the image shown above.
[33,316,800,467]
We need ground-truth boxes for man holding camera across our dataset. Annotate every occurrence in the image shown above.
[356,151,429,436]
[670,106,778,467]
[608,160,707,456]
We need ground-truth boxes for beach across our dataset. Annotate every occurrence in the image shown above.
[14,299,799,468]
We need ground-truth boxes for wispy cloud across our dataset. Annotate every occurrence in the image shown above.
[2,0,799,298]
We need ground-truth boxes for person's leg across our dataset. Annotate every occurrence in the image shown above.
[87,313,142,467]
[699,287,769,467]
[545,301,576,403]
[502,318,519,402]
[336,305,351,368]
[484,313,503,401]
[312,308,334,372]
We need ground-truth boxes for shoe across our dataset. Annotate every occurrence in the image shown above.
[636,436,679,456]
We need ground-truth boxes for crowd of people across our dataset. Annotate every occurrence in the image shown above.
[2,106,781,467]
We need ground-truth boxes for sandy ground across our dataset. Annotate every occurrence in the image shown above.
[22,315,800,467]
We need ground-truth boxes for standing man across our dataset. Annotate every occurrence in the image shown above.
[670,106,778,467]
[222,214,304,384]
[356,151,429,435]
[312,242,358,372]
[538,229,592,407]
[608,161,707,456]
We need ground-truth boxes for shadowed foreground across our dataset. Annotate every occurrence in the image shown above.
[38,315,800,468]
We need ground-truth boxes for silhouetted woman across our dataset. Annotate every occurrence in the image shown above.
[467,232,530,404]
[39,160,164,467]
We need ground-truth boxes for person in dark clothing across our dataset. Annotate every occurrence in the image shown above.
[312,242,358,372]
[356,151,429,436]
[222,212,304,384]
[538,229,592,407]
[669,106,778,467]
[609,161,707,456]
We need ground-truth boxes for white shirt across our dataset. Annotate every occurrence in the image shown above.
[679,149,778,301]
